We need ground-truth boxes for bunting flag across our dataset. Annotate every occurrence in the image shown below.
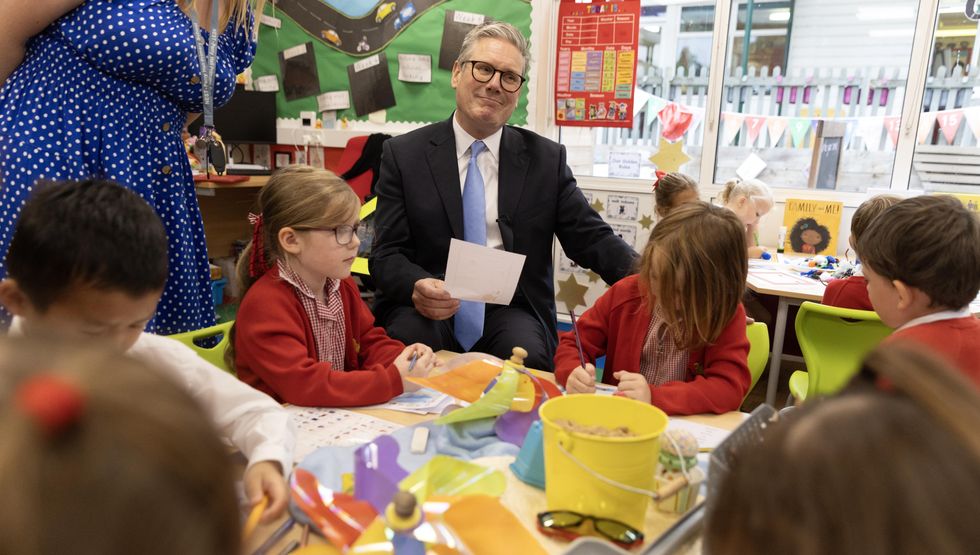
[721,113,744,146]
[918,112,937,145]
[936,110,964,144]
[647,95,669,118]
[963,107,980,144]
[788,118,811,148]
[884,116,901,148]
[658,102,694,142]
[767,117,788,147]
[855,117,884,149]
[745,116,767,145]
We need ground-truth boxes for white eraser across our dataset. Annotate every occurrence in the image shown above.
[410,427,429,454]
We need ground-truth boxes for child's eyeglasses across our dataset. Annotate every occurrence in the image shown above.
[297,223,360,246]
[536,511,644,549]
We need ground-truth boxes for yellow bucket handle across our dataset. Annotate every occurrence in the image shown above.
[556,438,691,501]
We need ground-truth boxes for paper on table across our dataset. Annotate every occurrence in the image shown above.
[443,239,526,305]
[286,406,402,461]
[667,419,733,451]
[363,389,453,415]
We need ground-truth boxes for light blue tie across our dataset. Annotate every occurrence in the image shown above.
[455,140,487,350]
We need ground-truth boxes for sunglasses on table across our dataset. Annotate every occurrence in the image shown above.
[537,510,644,549]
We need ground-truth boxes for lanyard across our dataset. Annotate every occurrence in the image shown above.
[189,0,220,136]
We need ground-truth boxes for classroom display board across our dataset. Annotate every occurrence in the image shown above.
[782,199,843,256]
[553,0,639,128]
[251,0,531,123]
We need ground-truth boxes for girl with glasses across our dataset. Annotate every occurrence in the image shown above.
[231,166,438,407]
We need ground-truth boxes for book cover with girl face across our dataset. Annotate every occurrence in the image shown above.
[782,199,843,255]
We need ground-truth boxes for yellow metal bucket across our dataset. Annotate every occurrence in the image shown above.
[539,395,669,530]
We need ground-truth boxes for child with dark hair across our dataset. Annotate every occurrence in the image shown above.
[0,179,294,523]
[823,194,901,310]
[788,217,831,254]
[0,336,241,555]
[653,171,700,218]
[856,195,980,381]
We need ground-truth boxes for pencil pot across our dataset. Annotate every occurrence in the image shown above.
[539,395,668,531]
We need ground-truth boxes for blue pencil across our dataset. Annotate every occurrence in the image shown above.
[569,308,587,370]
[407,351,419,373]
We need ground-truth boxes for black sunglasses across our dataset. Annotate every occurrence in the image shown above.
[537,510,644,548]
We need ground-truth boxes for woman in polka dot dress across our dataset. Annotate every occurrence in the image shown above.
[0,0,263,334]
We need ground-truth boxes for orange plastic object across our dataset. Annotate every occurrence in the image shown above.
[443,495,546,555]
[291,469,377,549]
[407,357,503,403]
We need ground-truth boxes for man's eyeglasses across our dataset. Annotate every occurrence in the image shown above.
[296,223,360,246]
[462,60,526,92]
[537,511,644,549]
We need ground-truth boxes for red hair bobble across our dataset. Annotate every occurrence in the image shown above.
[653,170,667,190]
[15,374,85,437]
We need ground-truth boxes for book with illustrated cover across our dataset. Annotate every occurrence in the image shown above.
[782,199,843,255]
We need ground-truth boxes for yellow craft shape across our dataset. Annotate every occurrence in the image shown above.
[399,456,506,503]
[435,366,519,424]
[443,495,547,555]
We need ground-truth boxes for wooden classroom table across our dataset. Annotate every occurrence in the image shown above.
[243,359,745,554]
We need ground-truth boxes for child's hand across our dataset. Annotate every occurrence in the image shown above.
[243,461,288,524]
[748,245,768,259]
[395,344,437,392]
[613,371,652,404]
[566,364,597,394]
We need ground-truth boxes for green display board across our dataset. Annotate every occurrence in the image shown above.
[251,0,532,124]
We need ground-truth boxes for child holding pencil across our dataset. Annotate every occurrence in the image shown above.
[232,166,438,407]
[555,202,751,415]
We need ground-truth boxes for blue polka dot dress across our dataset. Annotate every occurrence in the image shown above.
[0,0,256,334]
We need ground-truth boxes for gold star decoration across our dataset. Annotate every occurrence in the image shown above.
[586,271,601,283]
[649,137,691,173]
[638,213,654,230]
[556,273,590,314]
[590,198,604,212]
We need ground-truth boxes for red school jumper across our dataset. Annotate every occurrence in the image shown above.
[235,269,405,407]
[554,275,751,415]
[822,275,874,311]
[884,317,980,387]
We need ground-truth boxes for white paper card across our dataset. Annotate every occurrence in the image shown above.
[444,239,526,305]
[260,14,281,28]
[398,53,432,83]
[317,91,350,111]
[286,406,402,461]
[353,54,381,73]
[736,152,767,181]
[667,419,733,451]
[608,151,641,178]
[253,75,279,92]
[282,43,308,60]
[454,11,486,25]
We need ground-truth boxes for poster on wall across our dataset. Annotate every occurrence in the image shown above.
[554,0,639,128]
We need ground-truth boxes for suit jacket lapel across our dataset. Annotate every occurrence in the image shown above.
[425,120,464,239]
[497,127,529,251]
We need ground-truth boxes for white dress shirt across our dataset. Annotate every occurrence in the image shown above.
[453,114,504,250]
[11,317,296,471]
[895,307,973,333]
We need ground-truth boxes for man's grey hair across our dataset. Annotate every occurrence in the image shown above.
[456,21,531,76]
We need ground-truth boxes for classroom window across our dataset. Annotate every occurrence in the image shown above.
[713,0,919,193]
[909,0,980,194]
[558,0,716,182]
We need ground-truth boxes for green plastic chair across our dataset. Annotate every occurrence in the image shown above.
[167,320,236,375]
[743,322,770,407]
[788,302,892,403]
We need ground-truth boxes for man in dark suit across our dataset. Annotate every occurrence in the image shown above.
[370,21,636,370]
